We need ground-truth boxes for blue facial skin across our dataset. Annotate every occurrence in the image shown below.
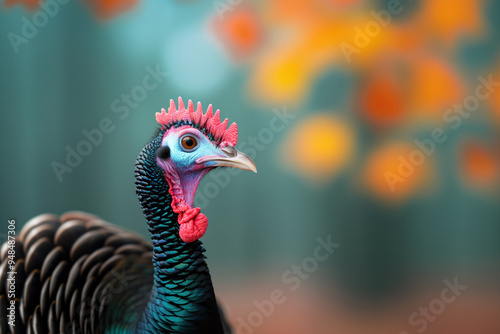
[158,126,223,206]
[161,127,222,170]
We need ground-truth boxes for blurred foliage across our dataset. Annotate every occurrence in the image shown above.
[1,0,500,332]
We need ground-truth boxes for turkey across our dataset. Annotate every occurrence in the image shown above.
[0,97,257,334]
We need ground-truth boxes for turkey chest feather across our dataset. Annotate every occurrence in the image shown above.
[0,97,257,334]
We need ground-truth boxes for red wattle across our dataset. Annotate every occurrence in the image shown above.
[178,209,208,243]
[170,195,208,243]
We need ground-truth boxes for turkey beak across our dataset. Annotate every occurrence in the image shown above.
[197,146,257,173]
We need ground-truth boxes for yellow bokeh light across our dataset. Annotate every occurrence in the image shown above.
[281,114,356,183]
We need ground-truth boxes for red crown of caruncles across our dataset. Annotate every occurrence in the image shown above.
[156,97,238,147]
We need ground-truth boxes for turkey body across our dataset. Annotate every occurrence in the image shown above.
[0,212,230,334]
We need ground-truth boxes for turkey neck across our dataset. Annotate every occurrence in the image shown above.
[134,138,223,334]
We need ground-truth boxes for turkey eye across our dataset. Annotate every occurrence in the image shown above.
[180,135,198,151]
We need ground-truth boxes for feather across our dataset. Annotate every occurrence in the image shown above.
[40,246,66,281]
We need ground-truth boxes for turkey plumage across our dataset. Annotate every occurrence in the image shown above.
[0,98,256,334]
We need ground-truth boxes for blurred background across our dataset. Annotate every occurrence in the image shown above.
[1,0,500,333]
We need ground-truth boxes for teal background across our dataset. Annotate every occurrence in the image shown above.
[2,1,500,333]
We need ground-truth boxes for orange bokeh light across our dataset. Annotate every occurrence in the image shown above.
[460,139,499,190]
[364,141,433,201]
